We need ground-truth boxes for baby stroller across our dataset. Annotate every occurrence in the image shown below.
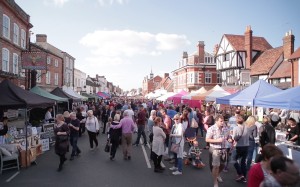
[184,140,205,169]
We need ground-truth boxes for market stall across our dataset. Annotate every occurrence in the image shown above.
[0,80,56,168]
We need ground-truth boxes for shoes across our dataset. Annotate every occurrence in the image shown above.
[110,156,115,161]
[158,166,165,170]
[217,176,223,183]
[164,158,172,161]
[70,157,74,161]
[57,166,62,172]
[169,166,178,171]
[123,156,128,160]
[235,175,244,181]
[132,143,139,147]
[169,159,175,164]
[172,171,182,175]
[154,168,163,173]
[241,177,247,183]
[127,156,131,160]
[204,146,209,149]
[223,167,228,172]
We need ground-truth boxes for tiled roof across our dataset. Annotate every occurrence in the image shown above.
[224,34,272,51]
[250,47,283,75]
[289,47,300,60]
[269,60,291,78]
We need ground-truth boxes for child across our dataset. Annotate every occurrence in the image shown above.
[185,140,205,168]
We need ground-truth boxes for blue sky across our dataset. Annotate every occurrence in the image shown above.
[15,0,300,91]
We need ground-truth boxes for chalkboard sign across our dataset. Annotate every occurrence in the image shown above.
[42,123,55,143]
[41,139,50,152]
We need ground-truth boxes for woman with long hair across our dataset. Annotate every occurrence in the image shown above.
[151,117,166,173]
[245,116,257,170]
[54,114,70,171]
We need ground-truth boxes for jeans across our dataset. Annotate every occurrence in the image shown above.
[247,140,255,169]
[135,125,147,145]
[198,124,204,137]
[174,153,183,172]
[234,146,248,177]
[79,123,85,137]
[70,135,80,156]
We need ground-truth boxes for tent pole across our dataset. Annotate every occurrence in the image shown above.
[25,108,28,168]
[53,105,56,119]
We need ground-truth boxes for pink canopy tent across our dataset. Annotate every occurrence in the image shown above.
[167,90,189,105]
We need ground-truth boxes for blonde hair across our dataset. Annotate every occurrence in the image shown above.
[87,110,93,115]
[245,116,256,127]
[63,111,70,118]
[56,114,65,122]
[114,114,120,121]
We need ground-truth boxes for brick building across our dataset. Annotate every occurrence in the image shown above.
[172,41,219,93]
[289,47,300,87]
[0,0,32,87]
[142,70,163,95]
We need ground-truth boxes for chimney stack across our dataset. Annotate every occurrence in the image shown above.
[182,51,188,59]
[197,41,205,64]
[213,44,219,55]
[36,34,47,42]
[244,25,253,69]
[283,30,295,60]
[164,73,169,78]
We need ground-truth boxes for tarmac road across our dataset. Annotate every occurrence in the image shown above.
[0,131,246,187]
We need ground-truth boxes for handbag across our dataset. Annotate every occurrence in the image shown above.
[104,140,110,152]
[170,137,182,153]
[170,143,180,153]
[191,118,198,128]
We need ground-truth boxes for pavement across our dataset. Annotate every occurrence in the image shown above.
[0,131,247,187]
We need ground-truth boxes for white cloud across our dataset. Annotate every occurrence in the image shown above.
[98,0,129,6]
[43,0,69,7]
[79,29,190,59]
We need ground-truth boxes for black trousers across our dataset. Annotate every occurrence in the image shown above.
[79,123,85,137]
[110,137,119,158]
[152,151,162,169]
[87,131,98,148]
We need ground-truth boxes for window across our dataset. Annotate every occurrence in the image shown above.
[69,59,73,69]
[217,72,221,83]
[2,48,9,72]
[190,73,194,83]
[65,57,69,68]
[3,15,10,39]
[194,72,198,83]
[13,23,19,45]
[47,56,51,65]
[21,29,26,48]
[13,53,19,74]
[223,53,230,61]
[36,70,42,83]
[205,72,212,84]
[54,73,58,85]
[54,59,58,67]
[46,71,51,84]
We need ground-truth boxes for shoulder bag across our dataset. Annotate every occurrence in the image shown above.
[170,137,182,154]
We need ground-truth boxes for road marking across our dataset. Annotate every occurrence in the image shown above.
[141,144,151,168]
[145,141,165,168]
[6,171,20,182]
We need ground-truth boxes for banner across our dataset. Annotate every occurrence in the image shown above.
[22,51,47,70]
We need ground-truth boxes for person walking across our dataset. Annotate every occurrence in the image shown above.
[133,105,147,146]
[206,115,231,187]
[85,110,100,150]
[233,115,250,183]
[108,114,122,160]
[152,117,166,173]
[169,114,185,175]
[110,111,135,160]
[69,112,81,160]
[245,116,258,170]
[54,114,70,171]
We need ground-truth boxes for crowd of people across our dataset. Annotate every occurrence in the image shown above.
[50,98,300,187]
